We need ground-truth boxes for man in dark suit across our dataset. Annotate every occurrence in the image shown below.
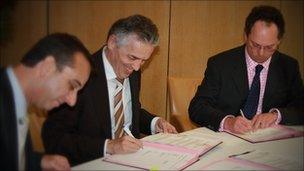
[42,14,177,166]
[0,33,91,170]
[189,5,304,134]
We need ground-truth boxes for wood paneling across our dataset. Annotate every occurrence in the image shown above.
[169,0,281,79]
[0,1,47,67]
[49,1,170,118]
[280,1,304,77]
[0,0,302,121]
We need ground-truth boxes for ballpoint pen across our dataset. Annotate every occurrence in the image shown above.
[123,127,143,149]
[123,127,135,138]
[228,150,255,158]
[240,109,245,118]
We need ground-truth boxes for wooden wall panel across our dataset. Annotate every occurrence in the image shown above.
[0,1,46,67]
[280,1,304,77]
[49,1,170,118]
[1,0,302,121]
[169,0,281,79]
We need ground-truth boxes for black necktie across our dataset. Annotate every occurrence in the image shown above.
[243,64,264,119]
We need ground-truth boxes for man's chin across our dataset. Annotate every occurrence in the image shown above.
[125,70,133,77]
[46,101,60,111]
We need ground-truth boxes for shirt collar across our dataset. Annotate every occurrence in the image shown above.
[6,67,27,119]
[245,48,271,72]
[102,46,117,81]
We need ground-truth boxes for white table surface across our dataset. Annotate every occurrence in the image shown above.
[72,126,304,170]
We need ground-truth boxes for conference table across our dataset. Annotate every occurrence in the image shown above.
[72,126,303,170]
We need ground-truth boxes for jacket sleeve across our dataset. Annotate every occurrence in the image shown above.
[42,92,105,166]
[188,57,228,131]
[26,135,42,171]
[277,60,304,125]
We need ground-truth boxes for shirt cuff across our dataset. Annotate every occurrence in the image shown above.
[151,117,160,134]
[269,108,282,124]
[218,115,235,132]
[104,139,109,156]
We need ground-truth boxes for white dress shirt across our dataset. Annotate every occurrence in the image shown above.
[101,47,158,156]
[7,67,28,170]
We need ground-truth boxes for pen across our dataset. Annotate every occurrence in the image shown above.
[228,150,255,158]
[240,109,245,118]
[123,127,135,138]
[123,127,143,149]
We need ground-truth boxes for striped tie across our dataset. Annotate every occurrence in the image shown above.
[114,78,124,138]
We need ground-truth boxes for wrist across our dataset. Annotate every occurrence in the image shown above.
[106,140,114,154]
[223,117,233,131]
[270,110,279,118]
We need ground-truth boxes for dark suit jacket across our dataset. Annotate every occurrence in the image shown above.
[42,47,156,166]
[0,68,42,171]
[189,45,304,131]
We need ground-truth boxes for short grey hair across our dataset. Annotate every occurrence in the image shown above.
[107,14,159,47]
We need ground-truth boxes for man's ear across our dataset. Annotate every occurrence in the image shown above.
[107,35,117,50]
[243,32,248,43]
[36,56,57,78]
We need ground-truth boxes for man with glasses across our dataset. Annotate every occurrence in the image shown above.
[189,5,303,134]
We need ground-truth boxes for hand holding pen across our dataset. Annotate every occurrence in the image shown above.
[239,109,254,133]
[124,127,143,149]
[123,127,135,138]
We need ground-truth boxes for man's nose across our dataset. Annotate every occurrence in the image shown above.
[65,91,77,107]
[132,60,142,71]
[258,47,265,56]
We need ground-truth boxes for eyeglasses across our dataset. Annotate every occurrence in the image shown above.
[248,39,278,53]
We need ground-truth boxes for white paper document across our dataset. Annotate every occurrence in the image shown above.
[201,158,276,170]
[236,150,303,170]
[143,128,222,156]
[103,141,199,170]
[225,125,303,143]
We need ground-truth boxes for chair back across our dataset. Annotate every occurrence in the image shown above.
[28,106,47,153]
[168,76,201,131]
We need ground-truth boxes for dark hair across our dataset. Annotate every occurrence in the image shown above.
[21,33,91,71]
[244,5,285,39]
[107,14,159,46]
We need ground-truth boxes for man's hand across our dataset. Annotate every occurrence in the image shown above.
[252,112,278,130]
[107,136,143,154]
[155,118,178,134]
[41,154,70,171]
[224,116,253,134]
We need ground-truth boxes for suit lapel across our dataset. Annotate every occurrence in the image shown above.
[262,52,280,112]
[129,71,140,136]
[0,69,19,170]
[231,46,249,102]
[91,48,112,138]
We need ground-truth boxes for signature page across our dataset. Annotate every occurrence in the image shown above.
[103,141,198,170]
[143,130,222,156]
[225,125,303,143]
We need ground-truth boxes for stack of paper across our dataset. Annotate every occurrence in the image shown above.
[201,150,303,170]
[143,130,222,156]
[104,141,199,170]
[103,127,222,170]
[225,125,304,143]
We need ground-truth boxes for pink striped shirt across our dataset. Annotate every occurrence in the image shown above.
[219,48,281,131]
[245,49,271,114]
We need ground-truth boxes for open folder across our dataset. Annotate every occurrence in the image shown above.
[201,149,303,170]
[103,129,222,170]
[103,141,199,170]
[142,131,222,156]
[225,125,304,143]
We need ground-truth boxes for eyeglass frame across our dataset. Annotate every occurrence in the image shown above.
[247,39,279,53]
